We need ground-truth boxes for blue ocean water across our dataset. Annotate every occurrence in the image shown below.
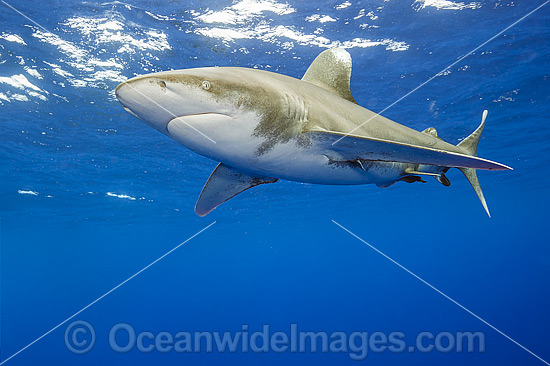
[1,0,549,364]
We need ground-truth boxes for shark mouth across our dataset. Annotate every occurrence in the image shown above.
[121,105,140,119]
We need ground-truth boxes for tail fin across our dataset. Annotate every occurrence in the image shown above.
[457,110,491,217]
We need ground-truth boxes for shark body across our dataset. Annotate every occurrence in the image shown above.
[116,48,511,216]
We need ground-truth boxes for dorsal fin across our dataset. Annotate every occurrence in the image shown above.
[422,127,438,137]
[302,48,357,104]
[421,127,443,140]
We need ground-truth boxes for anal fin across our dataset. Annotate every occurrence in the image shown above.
[195,163,278,216]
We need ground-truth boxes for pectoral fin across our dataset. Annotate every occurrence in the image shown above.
[306,131,512,171]
[195,163,278,216]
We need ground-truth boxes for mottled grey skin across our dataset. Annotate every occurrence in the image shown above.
[131,67,462,157]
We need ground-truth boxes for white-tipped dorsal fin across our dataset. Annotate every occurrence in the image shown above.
[302,48,357,104]
[421,127,440,138]
[195,163,278,216]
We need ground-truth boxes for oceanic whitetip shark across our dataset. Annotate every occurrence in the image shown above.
[115,48,511,217]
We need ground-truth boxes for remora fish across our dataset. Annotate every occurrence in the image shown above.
[115,48,511,217]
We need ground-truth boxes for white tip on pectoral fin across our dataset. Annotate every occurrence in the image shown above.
[195,163,278,216]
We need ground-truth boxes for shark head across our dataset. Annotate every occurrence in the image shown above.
[115,68,251,135]
[115,66,301,165]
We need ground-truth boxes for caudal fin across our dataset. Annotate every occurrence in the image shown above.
[456,110,492,217]
[458,166,490,217]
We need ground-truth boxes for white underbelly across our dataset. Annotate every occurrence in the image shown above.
[166,113,407,185]
[232,141,408,185]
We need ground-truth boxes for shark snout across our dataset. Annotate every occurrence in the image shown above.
[115,77,177,134]
[115,82,139,118]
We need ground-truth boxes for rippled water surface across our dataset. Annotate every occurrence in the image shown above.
[1,1,549,365]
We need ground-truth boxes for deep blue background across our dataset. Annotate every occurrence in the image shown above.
[1,0,549,365]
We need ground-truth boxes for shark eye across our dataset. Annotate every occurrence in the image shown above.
[202,80,211,90]
[158,80,166,88]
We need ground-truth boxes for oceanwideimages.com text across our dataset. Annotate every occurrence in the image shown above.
[65,321,486,360]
